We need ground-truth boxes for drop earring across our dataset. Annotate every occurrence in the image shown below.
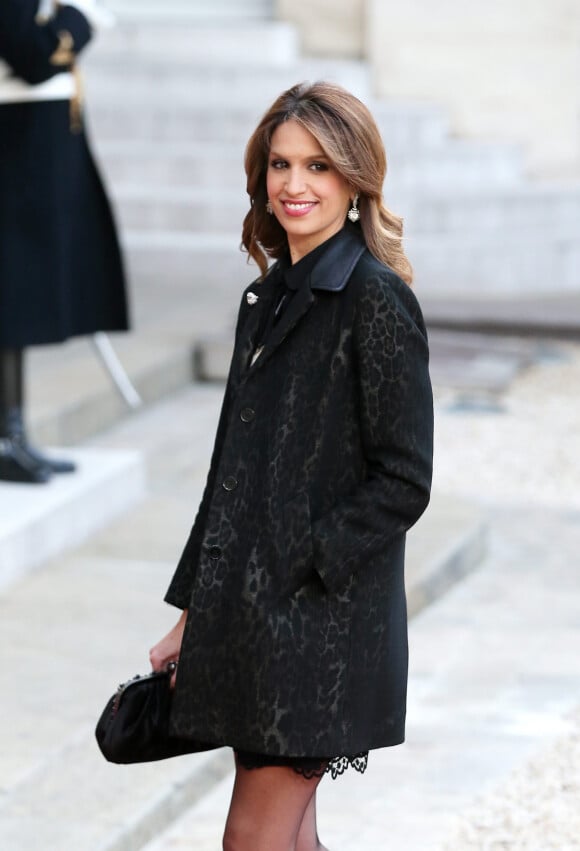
[347,193,360,223]
[266,200,273,215]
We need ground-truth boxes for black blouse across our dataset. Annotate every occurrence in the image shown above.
[256,228,348,350]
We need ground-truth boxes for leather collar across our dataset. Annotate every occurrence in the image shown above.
[266,225,366,294]
[309,225,366,292]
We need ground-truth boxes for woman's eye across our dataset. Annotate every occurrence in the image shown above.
[310,162,329,172]
[270,159,287,170]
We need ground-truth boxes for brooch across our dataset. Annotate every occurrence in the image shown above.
[246,292,259,306]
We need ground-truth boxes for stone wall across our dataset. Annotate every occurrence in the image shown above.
[276,0,365,58]
[276,0,580,177]
[367,0,580,177]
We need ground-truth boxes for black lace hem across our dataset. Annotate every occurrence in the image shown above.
[235,749,369,780]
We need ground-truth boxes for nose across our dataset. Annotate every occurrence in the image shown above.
[285,167,306,196]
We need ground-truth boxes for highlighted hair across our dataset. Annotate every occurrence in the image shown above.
[242,81,413,285]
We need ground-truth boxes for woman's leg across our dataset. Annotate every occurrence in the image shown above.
[296,792,329,851]
[223,760,328,851]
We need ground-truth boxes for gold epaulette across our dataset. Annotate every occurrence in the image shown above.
[70,65,84,134]
[49,30,75,66]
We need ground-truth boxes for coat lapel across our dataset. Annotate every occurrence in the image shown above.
[242,226,366,377]
[249,276,315,373]
[234,271,278,383]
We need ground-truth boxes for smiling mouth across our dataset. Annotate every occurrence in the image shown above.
[282,201,317,212]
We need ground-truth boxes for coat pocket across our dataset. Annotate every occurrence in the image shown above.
[279,492,315,595]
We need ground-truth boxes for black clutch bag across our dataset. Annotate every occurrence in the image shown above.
[95,667,216,764]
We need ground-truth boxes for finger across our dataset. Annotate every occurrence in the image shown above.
[167,659,178,688]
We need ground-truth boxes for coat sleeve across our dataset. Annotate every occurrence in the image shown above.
[0,1,92,85]
[311,268,434,594]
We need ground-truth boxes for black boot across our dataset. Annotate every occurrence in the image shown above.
[0,433,53,484]
[0,347,75,483]
[6,407,76,475]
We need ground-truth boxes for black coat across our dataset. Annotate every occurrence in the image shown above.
[166,226,434,757]
[0,0,128,347]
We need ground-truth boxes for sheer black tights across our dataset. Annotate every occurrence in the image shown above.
[223,756,330,851]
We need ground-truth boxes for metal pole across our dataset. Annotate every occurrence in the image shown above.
[91,333,142,409]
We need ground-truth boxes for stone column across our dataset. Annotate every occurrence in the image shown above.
[275,0,365,57]
[365,0,580,176]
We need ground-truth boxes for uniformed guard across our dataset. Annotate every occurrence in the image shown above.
[0,0,129,484]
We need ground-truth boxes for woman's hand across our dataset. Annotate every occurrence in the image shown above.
[149,609,188,687]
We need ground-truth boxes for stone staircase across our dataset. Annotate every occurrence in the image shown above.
[0,8,575,848]
[2,3,567,594]
[82,12,580,323]
[2,5,571,584]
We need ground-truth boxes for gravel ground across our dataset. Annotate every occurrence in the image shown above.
[444,705,580,850]
[434,339,580,851]
[433,340,580,511]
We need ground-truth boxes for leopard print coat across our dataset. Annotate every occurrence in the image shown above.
[165,225,434,757]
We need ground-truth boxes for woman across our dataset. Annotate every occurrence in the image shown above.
[0,0,128,484]
[150,81,434,851]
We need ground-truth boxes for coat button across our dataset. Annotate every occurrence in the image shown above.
[222,475,238,492]
[240,407,255,423]
[208,545,221,560]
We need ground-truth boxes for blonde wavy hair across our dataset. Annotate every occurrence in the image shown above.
[242,81,412,285]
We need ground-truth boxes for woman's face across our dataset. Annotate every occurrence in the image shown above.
[266,119,352,263]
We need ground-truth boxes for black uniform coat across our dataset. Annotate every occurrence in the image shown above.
[0,0,128,347]
[166,225,434,758]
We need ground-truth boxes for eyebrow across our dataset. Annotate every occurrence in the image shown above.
[269,150,329,159]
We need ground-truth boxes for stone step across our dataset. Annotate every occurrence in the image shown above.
[110,185,247,234]
[85,55,369,93]
[27,334,203,448]
[87,22,293,66]
[84,71,371,146]
[108,0,273,23]
[370,100,450,148]
[421,293,580,340]
[86,102,271,145]
[122,231,252,303]
[390,141,523,188]
[426,331,538,396]
[87,96,449,153]
[401,183,580,235]
[107,182,580,241]
[408,229,580,295]
[0,448,145,591]
[96,138,523,192]
[118,228,579,296]
[87,92,443,147]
